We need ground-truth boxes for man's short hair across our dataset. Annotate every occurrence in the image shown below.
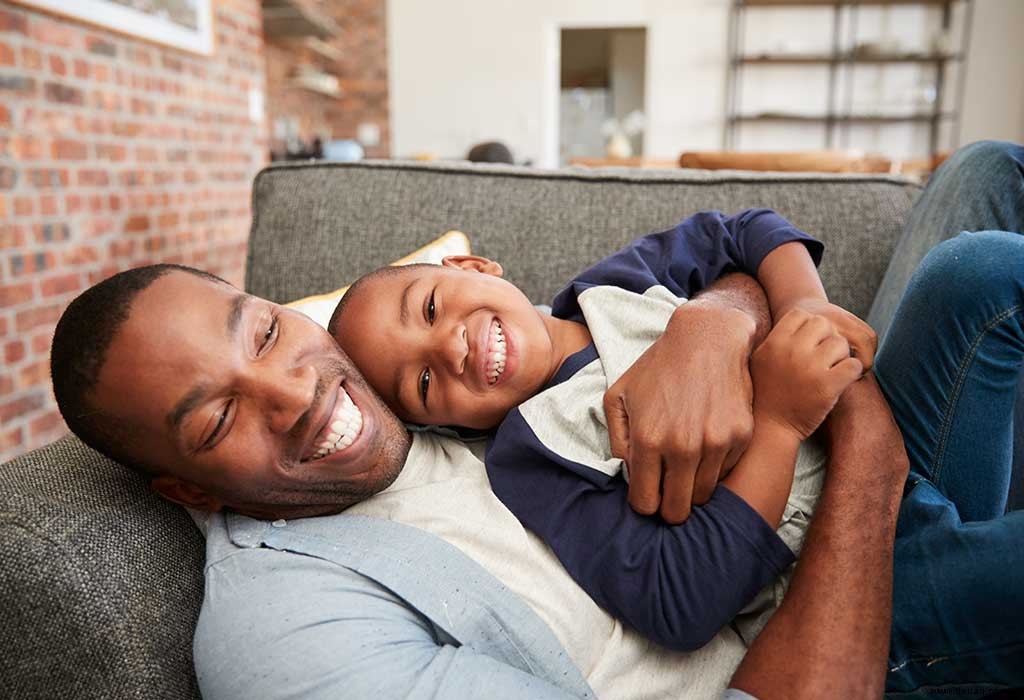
[327,263,434,338]
[50,263,227,476]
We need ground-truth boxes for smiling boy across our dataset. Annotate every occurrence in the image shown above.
[330,209,872,650]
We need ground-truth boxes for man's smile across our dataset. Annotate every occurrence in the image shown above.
[301,380,366,464]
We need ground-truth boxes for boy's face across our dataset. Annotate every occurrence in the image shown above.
[333,257,562,429]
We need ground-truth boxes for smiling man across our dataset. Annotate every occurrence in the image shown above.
[51,265,410,521]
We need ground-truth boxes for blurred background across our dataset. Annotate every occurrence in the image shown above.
[1,0,1022,460]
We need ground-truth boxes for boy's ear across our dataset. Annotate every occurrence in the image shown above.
[151,476,224,512]
[441,255,503,278]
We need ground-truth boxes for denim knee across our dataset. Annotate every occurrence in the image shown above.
[939,140,1024,183]
[916,230,1024,309]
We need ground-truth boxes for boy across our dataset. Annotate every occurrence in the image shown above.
[329,209,870,651]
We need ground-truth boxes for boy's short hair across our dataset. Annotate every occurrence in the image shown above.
[50,263,227,477]
[327,263,435,338]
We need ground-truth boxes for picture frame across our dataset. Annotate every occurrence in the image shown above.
[12,0,215,56]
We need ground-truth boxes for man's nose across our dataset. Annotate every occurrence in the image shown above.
[243,362,318,434]
[433,323,468,376]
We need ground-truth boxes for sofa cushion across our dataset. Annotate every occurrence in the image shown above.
[247,161,921,319]
[0,435,204,699]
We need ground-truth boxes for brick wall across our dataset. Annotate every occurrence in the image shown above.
[265,0,388,158]
[0,0,268,461]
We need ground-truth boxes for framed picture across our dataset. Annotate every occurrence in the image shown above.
[12,0,214,55]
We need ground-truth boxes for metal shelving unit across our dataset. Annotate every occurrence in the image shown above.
[724,0,973,157]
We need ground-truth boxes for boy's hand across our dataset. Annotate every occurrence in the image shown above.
[751,309,863,441]
[776,298,877,371]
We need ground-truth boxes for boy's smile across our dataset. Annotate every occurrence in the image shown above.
[332,256,591,429]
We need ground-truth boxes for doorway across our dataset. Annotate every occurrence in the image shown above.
[559,27,647,166]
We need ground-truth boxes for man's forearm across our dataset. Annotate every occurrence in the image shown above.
[691,272,771,347]
[730,375,908,699]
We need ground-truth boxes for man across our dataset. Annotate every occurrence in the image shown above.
[50,141,1023,698]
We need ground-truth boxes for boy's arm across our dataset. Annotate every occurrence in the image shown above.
[729,375,907,699]
[758,241,877,369]
[487,422,797,653]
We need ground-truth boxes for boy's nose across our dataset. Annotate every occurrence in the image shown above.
[435,323,468,376]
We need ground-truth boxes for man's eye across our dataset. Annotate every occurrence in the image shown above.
[205,400,233,448]
[419,368,431,405]
[427,291,436,324]
[258,316,278,354]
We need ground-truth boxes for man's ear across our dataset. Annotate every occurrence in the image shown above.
[441,255,503,278]
[151,476,224,512]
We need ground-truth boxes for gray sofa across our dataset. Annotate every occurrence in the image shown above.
[1,161,924,698]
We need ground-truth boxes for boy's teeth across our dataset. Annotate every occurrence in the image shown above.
[486,320,508,384]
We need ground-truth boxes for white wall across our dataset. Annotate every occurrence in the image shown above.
[388,0,1023,167]
[959,0,1024,146]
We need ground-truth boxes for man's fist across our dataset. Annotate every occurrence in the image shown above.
[751,309,863,440]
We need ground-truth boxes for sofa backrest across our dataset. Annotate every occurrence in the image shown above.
[247,161,921,319]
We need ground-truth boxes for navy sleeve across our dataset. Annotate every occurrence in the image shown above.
[551,209,823,321]
[486,411,796,652]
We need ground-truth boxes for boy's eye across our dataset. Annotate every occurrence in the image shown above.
[258,315,278,354]
[426,291,436,324]
[419,368,431,405]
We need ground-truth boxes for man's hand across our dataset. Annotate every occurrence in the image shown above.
[751,309,863,441]
[604,298,759,525]
[777,297,878,371]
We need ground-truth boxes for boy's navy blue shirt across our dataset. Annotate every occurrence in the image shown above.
[486,209,824,652]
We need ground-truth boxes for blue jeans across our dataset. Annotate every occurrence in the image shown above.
[868,142,1024,697]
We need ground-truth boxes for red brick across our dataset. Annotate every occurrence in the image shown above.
[40,272,80,297]
[157,211,180,228]
[108,194,122,211]
[0,375,12,398]
[77,169,110,186]
[1,427,24,453]
[72,58,88,78]
[0,393,44,423]
[0,224,24,248]
[86,35,116,57]
[4,340,25,364]
[0,8,28,34]
[31,330,53,355]
[29,410,64,439]
[123,214,149,233]
[0,316,7,337]
[11,135,45,160]
[39,194,58,216]
[61,244,100,266]
[21,46,41,70]
[0,103,9,127]
[52,138,88,160]
[15,304,61,333]
[30,19,77,49]
[44,82,84,106]
[109,239,136,258]
[13,196,33,217]
[48,53,66,76]
[65,194,83,214]
[0,282,33,306]
[0,41,14,67]
[18,360,50,389]
[9,251,55,276]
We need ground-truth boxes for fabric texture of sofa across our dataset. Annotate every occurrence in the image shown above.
[1,161,922,698]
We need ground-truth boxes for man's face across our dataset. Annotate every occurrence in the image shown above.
[91,271,410,519]
[334,258,562,429]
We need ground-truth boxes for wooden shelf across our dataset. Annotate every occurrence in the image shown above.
[730,112,954,123]
[262,0,339,40]
[738,53,962,65]
[741,0,958,6]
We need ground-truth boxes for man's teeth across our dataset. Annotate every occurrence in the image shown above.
[488,321,506,384]
[312,389,363,459]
